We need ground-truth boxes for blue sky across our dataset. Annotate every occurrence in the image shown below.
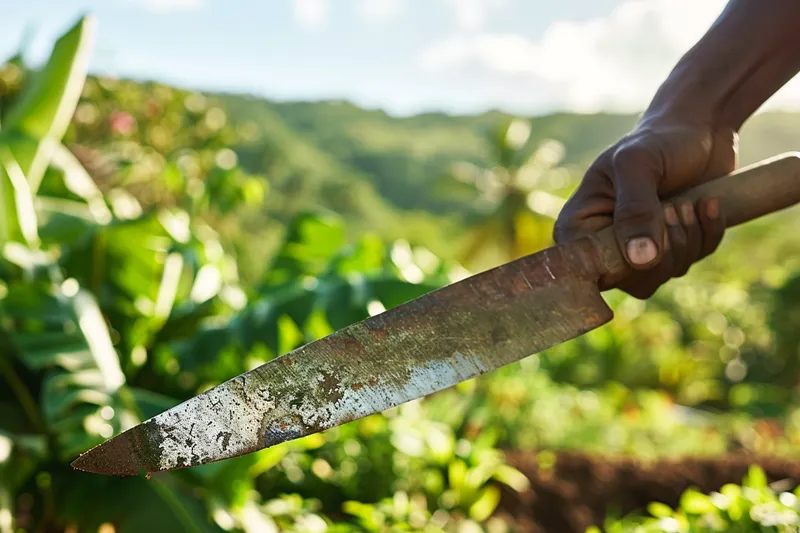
[3,0,800,116]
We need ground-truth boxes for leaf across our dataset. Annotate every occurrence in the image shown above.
[648,502,675,518]
[6,278,129,459]
[468,485,500,522]
[278,313,304,355]
[36,202,98,246]
[448,459,468,492]
[69,288,125,393]
[679,488,716,515]
[368,278,442,310]
[334,234,386,275]
[264,211,346,284]
[129,387,179,420]
[0,481,11,533]
[491,464,530,493]
[163,161,185,194]
[153,252,185,322]
[48,143,112,222]
[4,15,96,191]
[41,377,111,419]
[248,446,290,478]
[0,162,11,245]
[2,279,64,320]
[57,475,221,533]
[17,343,89,371]
[146,478,209,533]
[304,305,334,340]
[744,465,768,490]
[0,146,40,247]
[0,429,47,495]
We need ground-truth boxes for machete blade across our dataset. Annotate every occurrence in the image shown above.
[72,237,612,476]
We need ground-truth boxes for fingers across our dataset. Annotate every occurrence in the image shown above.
[617,197,725,299]
[697,196,725,259]
[621,205,681,299]
[664,203,687,271]
[659,197,726,277]
[675,201,701,277]
[552,137,728,301]
[553,164,616,244]
[610,147,666,270]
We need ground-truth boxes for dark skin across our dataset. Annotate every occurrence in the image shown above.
[554,0,800,299]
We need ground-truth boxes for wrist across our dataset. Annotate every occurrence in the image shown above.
[641,0,800,132]
[641,64,721,129]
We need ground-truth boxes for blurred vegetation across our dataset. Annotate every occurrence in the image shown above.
[599,465,800,532]
[4,14,800,533]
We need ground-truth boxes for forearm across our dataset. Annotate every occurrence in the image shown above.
[644,0,800,131]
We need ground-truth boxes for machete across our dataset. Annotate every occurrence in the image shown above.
[73,152,800,477]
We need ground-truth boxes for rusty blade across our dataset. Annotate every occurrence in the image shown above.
[72,238,613,476]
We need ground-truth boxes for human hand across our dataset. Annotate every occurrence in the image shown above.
[554,116,736,299]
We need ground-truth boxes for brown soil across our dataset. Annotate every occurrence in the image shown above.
[496,450,800,533]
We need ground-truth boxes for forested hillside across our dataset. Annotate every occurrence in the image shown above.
[216,92,800,275]
[48,73,800,278]
[222,94,800,213]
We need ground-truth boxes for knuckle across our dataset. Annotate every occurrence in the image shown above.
[700,239,724,260]
[699,229,725,257]
[614,201,659,224]
[667,228,688,248]
[675,260,695,278]
[703,220,726,239]
[611,142,661,173]
[628,285,658,300]
[552,216,574,243]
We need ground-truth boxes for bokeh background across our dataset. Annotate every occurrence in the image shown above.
[4,2,800,532]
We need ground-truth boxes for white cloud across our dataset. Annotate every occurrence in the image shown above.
[418,0,800,113]
[289,0,507,33]
[441,0,511,30]
[292,0,329,30]
[131,0,205,14]
[353,0,405,23]
[349,0,508,29]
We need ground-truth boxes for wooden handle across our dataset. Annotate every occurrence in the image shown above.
[594,151,800,290]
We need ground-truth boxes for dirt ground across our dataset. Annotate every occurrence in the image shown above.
[496,450,800,533]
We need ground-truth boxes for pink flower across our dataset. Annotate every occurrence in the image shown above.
[109,111,136,135]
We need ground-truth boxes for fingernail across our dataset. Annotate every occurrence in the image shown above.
[664,205,678,225]
[680,203,695,224]
[706,198,719,219]
[626,237,658,265]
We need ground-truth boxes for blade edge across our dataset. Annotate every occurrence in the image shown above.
[76,238,612,475]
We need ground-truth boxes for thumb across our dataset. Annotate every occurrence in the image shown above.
[611,151,666,269]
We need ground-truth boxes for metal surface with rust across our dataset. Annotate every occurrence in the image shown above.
[72,152,800,477]
[72,237,614,476]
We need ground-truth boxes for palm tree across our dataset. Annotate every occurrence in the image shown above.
[445,117,573,272]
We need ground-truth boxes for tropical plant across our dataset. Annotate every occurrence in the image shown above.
[596,466,800,532]
[438,118,572,271]
[0,18,530,532]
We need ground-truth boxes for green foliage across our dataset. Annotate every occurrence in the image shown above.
[6,12,800,533]
[438,117,571,270]
[0,19,528,533]
[341,492,512,533]
[600,466,800,532]
[3,15,95,195]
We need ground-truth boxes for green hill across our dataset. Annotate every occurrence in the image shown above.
[220,93,800,214]
[40,70,800,264]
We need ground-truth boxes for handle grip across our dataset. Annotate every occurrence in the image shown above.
[594,151,800,290]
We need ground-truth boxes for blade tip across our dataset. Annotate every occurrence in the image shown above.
[70,430,145,477]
